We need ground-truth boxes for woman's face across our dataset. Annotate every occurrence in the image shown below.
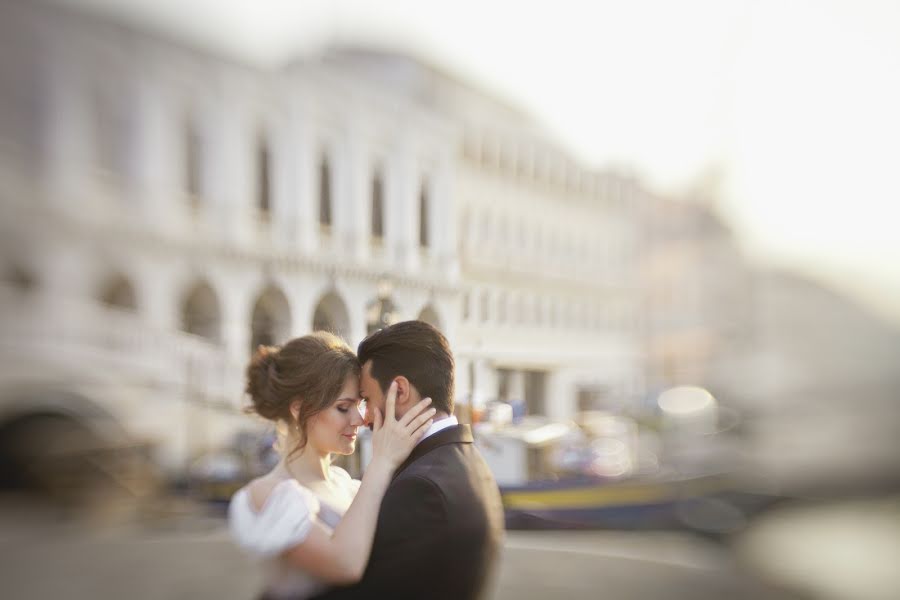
[306,375,364,456]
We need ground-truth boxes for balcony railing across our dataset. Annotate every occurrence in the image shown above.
[0,285,244,410]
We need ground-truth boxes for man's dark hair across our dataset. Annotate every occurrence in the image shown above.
[358,320,454,414]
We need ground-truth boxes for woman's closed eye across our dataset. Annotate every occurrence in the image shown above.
[336,399,362,413]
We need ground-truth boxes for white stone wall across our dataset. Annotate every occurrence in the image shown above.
[0,2,648,472]
[0,3,461,471]
[452,119,644,416]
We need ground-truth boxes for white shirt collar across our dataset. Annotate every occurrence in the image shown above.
[416,415,459,445]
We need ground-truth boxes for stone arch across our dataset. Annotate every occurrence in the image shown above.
[99,273,137,310]
[249,284,291,352]
[181,279,221,342]
[417,303,443,332]
[0,390,127,499]
[311,290,350,340]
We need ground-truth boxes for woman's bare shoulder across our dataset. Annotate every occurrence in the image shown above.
[244,473,297,513]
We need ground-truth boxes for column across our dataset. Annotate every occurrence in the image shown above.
[342,121,370,262]
[388,133,419,272]
[508,370,526,404]
[473,358,498,408]
[221,278,252,363]
[269,122,292,246]
[432,150,459,279]
[292,97,319,254]
[205,80,251,244]
[330,128,355,258]
[131,77,178,228]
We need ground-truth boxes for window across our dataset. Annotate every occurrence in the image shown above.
[319,156,332,227]
[185,120,201,205]
[419,181,429,248]
[258,137,270,216]
[372,170,384,240]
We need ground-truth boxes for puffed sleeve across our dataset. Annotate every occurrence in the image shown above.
[228,480,321,557]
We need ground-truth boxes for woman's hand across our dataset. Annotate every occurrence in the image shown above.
[369,381,435,470]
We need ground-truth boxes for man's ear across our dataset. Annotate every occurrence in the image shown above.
[393,376,415,409]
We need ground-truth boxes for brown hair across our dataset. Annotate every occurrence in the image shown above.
[357,320,454,414]
[245,332,360,454]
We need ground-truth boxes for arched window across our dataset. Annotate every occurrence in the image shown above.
[312,290,350,340]
[99,274,137,311]
[250,285,291,352]
[181,280,221,342]
[417,304,442,331]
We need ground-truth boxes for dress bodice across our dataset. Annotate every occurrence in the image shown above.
[228,467,361,599]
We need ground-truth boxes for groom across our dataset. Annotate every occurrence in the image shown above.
[311,320,505,600]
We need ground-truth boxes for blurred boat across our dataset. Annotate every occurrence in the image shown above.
[475,412,778,533]
[497,471,734,530]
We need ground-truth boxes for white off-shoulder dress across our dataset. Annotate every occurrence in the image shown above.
[228,467,361,600]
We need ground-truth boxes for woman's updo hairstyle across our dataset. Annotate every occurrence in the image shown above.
[245,331,360,453]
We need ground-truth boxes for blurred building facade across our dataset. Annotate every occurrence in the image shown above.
[0,2,650,473]
[0,3,459,472]
[639,195,754,406]
[321,50,646,419]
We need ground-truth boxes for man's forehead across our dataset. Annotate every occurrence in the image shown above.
[360,361,377,390]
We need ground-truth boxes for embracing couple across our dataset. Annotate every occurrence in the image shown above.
[229,321,505,600]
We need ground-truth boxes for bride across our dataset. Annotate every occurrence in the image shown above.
[228,332,435,599]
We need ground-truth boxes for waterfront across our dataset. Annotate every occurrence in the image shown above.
[5,493,897,599]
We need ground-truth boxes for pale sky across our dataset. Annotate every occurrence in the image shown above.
[58,0,900,323]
